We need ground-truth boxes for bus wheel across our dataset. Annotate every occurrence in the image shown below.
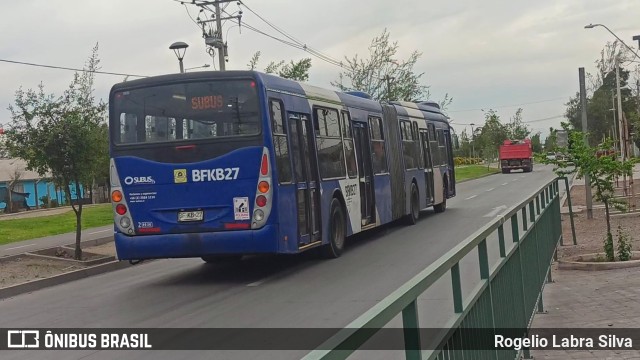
[202,255,243,264]
[434,183,447,213]
[405,183,419,225]
[321,198,346,259]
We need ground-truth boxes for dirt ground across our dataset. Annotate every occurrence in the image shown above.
[558,208,640,259]
[0,242,116,289]
[568,182,640,210]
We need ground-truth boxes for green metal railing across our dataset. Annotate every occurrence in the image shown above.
[302,178,563,360]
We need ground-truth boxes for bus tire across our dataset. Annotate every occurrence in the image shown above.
[321,198,346,259]
[405,183,419,225]
[202,255,243,264]
[434,183,447,213]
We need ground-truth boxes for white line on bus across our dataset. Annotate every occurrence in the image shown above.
[465,195,478,200]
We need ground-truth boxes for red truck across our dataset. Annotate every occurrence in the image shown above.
[499,139,533,173]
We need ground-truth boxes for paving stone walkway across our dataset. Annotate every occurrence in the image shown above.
[530,266,640,359]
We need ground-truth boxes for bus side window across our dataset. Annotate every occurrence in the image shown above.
[342,111,357,178]
[270,99,292,184]
[369,116,387,174]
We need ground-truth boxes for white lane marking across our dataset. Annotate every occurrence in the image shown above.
[501,183,508,186]
[486,188,495,192]
[88,229,111,235]
[512,179,519,182]
[483,205,508,217]
[465,195,478,200]
[5,244,35,251]
[247,280,266,287]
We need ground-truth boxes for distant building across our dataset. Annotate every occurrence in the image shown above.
[556,130,568,148]
[0,158,84,212]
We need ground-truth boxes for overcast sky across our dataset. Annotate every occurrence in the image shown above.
[1,0,639,139]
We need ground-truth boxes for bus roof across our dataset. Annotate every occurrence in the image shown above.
[109,71,449,126]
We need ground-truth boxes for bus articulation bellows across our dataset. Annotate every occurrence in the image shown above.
[108,71,456,261]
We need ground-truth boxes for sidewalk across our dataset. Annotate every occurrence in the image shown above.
[530,266,640,359]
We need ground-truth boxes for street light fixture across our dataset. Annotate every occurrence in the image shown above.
[584,24,640,61]
[169,41,189,73]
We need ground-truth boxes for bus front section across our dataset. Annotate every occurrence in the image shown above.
[109,75,278,260]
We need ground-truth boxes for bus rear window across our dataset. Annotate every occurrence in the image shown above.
[112,80,261,144]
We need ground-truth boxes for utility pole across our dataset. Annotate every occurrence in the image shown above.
[615,61,629,199]
[579,67,593,219]
[382,75,394,101]
[194,0,241,71]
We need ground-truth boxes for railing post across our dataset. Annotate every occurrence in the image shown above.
[402,300,422,360]
[511,214,520,243]
[522,207,528,232]
[529,202,535,223]
[478,239,489,279]
[451,263,463,313]
[535,196,541,216]
[498,225,506,257]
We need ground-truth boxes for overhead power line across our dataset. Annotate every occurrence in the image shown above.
[448,97,570,113]
[0,58,147,78]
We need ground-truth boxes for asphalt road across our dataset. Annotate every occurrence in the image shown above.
[0,166,559,360]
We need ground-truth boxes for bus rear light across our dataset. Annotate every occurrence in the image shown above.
[115,204,127,215]
[119,217,131,228]
[111,190,123,202]
[256,195,267,207]
[253,209,264,221]
[260,154,269,175]
[258,181,270,193]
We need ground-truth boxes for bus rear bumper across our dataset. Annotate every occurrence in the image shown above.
[114,225,279,260]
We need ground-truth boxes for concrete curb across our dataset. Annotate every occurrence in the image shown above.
[457,170,500,183]
[0,260,138,300]
[558,252,640,271]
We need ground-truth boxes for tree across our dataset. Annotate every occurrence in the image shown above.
[331,29,452,109]
[475,109,507,158]
[505,108,531,140]
[543,129,636,261]
[247,51,312,82]
[3,44,107,260]
[544,127,558,152]
[530,132,543,153]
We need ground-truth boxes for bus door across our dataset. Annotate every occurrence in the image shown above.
[443,129,455,194]
[420,130,434,204]
[288,113,321,246]
[352,121,375,226]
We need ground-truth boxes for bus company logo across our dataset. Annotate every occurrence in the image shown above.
[173,169,188,184]
[124,176,156,185]
[7,330,40,348]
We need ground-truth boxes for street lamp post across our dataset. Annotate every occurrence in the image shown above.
[470,123,476,159]
[585,24,638,209]
[169,41,189,73]
[584,24,640,61]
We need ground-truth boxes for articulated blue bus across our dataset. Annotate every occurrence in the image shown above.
[108,71,455,262]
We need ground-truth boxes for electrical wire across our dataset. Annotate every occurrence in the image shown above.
[448,97,570,113]
[0,58,147,77]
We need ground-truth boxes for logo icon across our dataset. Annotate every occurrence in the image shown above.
[174,169,187,183]
[124,176,156,185]
[7,330,40,348]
